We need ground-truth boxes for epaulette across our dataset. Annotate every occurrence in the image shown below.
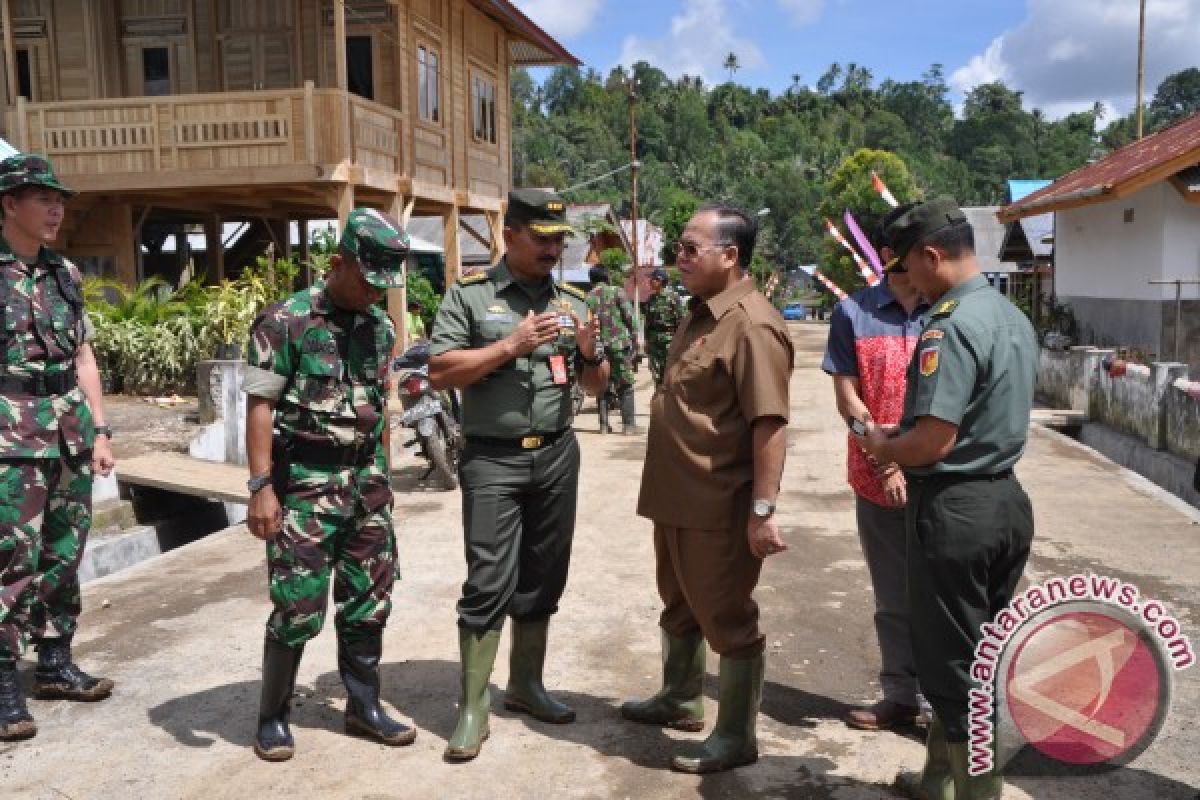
[458,272,489,286]
[931,299,958,318]
[559,283,587,301]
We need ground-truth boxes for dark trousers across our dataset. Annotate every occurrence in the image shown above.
[456,432,580,631]
[856,496,919,705]
[906,473,1034,742]
[654,523,764,659]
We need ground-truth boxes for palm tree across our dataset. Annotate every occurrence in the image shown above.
[723,52,740,81]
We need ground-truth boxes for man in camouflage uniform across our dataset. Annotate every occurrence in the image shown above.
[642,268,685,387]
[587,266,640,434]
[243,208,416,761]
[0,155,116,742]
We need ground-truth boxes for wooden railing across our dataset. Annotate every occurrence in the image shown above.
[3,82,406,182]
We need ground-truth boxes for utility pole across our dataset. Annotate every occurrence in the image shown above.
[627,77,642,331]
[1136,0,1147,139]
[1148,279,1200,362]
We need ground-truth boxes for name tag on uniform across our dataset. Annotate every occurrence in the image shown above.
[549,354,568,385]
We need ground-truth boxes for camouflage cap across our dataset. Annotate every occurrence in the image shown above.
[0,154,76,197]
[506,188,574,235]
[339,207,410,289]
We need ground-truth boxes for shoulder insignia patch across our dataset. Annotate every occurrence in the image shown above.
[559,283,587,301]
[919,347,940,377]
[920,329,945,342]
[459,272,489,286]
[931,299,958,318]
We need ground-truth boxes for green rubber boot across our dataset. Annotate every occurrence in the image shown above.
[620,629,705,732]
[949,741,1004,800]
[894,714,955,799]
[444,628,501,762]
[670,652,763,774]
[503,618,575,723]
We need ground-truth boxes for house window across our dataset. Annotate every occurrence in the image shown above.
[417,45,440,123]
[472,74,496,143]
[346,36,374,100]
[142,47,171,96]
[15,48,32,100]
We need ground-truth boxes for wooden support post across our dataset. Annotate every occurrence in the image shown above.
[298,219,310,287]
[337,184,354,229]
[334,0,348,93]
[444,205,461,288]
[1,0,16,106]
[113,203,137,288]
[388,193,409,354]
[487,211,504,262]
[205,213,224,283]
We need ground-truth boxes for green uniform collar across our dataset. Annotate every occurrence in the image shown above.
[491,257,564,300]
[934,273,989,306]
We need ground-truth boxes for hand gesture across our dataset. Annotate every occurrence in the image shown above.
[507,310,561,357]
[748,514,788,559]
[247,485,284,541]
[92,436,115,477]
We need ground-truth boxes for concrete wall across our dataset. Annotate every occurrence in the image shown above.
[1166,379,1200,463]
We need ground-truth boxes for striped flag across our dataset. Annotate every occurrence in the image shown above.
[843,210,883,276]
[811,268,848,301]
[824,218,879,286]
[872,171,899,208]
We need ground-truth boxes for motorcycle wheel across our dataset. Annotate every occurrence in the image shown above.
[422,428,458,490]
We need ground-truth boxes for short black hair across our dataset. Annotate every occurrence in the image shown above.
[698,203,757,268]
[588,266,609,285]
[921,221,975,259]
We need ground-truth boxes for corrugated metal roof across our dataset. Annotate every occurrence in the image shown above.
[405,215,494,264]
[474,1,581,67]
[999,112,1200,221]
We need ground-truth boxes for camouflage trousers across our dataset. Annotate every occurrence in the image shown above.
[607,347,637,392]
[647,339,671,387]
[0,453,93,662]
[266,505,396,648]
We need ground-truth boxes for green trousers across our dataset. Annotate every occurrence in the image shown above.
[906,472,1034,743]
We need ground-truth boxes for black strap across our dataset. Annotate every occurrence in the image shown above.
[906,469,1014,486]
[0,369,78,396]
[284,437,378,467]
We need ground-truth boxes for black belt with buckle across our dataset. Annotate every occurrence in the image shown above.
[286,438,379,467]
[466,429,569,451]
[906,469,1014,486]
[0,369,78,396]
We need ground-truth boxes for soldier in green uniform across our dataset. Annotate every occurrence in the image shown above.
[429,189,608,762]
[856,198,1036,800]
[243,208,416,761]
[586,266,639,434]
[642,268,684,387]
[0,155,116,742]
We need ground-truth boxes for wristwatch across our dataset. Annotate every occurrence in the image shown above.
[247,473,272,495]
[752,498,776,518]
[95,425,113,439]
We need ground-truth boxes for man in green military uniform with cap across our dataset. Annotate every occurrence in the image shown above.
[0,154,117,742]
[429,188,608,761]
[642,267,684,388]
[856,197,1036,800]
[243,207,417,761]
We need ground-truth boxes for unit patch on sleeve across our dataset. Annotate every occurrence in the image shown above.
[919,347,940,377]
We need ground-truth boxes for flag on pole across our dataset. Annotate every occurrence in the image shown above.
[843,210,883,276]
[824,218,879,286]
[813,269,848,301]
[871,171,898,208]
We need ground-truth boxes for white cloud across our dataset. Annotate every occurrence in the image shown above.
[511,0,604,41]
[951,0,1200,119]
[776,0,825,27]
[617,0,765,84]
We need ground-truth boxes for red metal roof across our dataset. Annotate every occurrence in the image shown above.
[998,112,1200,221]
[477,1,582,67]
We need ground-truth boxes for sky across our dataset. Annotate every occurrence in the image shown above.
[511,0,1200,120]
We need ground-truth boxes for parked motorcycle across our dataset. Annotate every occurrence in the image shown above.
[392,342,462,490]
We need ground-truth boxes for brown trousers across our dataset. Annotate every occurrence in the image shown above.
[654,523,764,659]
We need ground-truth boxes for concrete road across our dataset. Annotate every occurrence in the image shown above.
[3,322,1197,799]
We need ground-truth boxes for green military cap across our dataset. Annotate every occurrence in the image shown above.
[878,201,920,273]
[506,188,574,235]
[0,153,76,197]
[339,207,410,289]
[882,196,968,265]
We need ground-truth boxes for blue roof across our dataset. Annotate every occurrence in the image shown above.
[1007,180,1052,203]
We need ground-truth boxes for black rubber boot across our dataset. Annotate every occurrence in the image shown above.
[0,659,36,741]
[33,635,114,701]
[598,390,612,434]
[253,638,303,762]
[619,387,639,434]
[338,633,417,746]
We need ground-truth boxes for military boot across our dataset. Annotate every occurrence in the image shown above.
[445,628,502,762]
[619,629,705,731]
[33,635,114,701]
[0,659,36,741]
[619,387,639,435]
[338,633,417,746]
[503,618,575,724]
[948,741,1004,800]
[254,638,303,762]
[670,652,763,774]
[597,392,613,434]
[893,714,955,800]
